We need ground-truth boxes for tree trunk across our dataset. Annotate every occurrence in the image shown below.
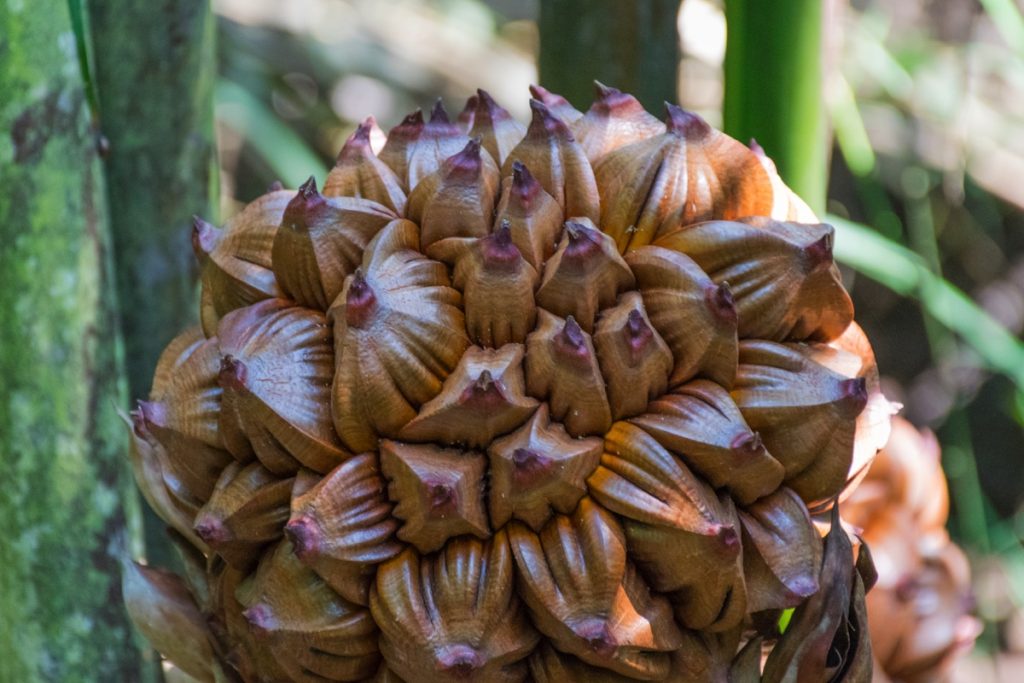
[0,2,146,680]
[538,0,680,112]
[723,0,828,214]
[88,0,218,568]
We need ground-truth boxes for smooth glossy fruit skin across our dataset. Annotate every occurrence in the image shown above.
[126,84,893,683]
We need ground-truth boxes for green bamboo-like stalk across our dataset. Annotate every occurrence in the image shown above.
[88,0,218,569]
[538,0,680,112]
[0,1,146,679]
[723,0,827,214]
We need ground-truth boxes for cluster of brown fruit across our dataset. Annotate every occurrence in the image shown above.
[844,418,980,682]
[123,84,896,682]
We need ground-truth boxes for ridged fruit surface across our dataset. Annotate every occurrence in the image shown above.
[125,84,893,682]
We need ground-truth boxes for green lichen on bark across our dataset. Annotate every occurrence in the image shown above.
[0,1,146,680]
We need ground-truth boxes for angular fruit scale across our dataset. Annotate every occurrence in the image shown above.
[124,84,894,682]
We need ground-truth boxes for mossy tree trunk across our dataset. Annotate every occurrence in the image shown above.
[88,0,218,568]
[0,1,147,680]
[538,0,680,112]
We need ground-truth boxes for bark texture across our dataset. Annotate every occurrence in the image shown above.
[89,0,217,401]
[89,0,218,568]
[538,0,680,112]
[0,1,145,679]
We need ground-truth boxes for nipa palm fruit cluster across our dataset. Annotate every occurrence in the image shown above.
[123,84,895,682]
[843,417,980,682]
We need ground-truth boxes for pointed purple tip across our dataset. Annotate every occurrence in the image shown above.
[436,645,482,679]
[191,216,218,257]
[574,620,617,658]
[297,175,318,198]
[564,221,601,259]
[704,282,737,325]
[512,448,554,485]
[510,160,541,203]
[430,98,451,124]
[284,516,320,561]
[218,355,248,392]
[528,99,572,138]
[194,514,232,547]
[243,603,276,638]
[556,316,588,358]
[427,481,458,514]
[837,377,868,418]
[337,118,374,162]
[399,109,425,128]
[136,399,166,430]
[444,137,484,179]
[730,431,764,455]
[665,104,711,138]
[804,230,835,270]
[345,269,377,328]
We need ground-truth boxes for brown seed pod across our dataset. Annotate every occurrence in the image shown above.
[286,453,402,605]
[132,327,232,510]
[370,533,539,683]
[509,498,683,678]
[399,344,538,449]
[128,85,894,683]
[329,220,469,452]
[655,217,854,342]
[796,322,896,512]
[528,83,583,124]
[492,161,564,269]
[122,561,219,682]
[570,82,664,163]
[469,89,527,166]
[237,541,381,682]
[193,191,293,336]
[525,311,612,437]
[589,422,745,630]
[193,461,294,570]
[272,176,397,310]
[427,224,540,347]
[379,440,489,553]
[217,299,347,475]
[407,138,501,250]
[732,340,870,506]
[627,245,738,388]
[739,487,822,613]
[501,99,600,222]
[631,380,785,505]
[761,507,874,683]
[378,101,471,192]
[324,117,408,214]
[592,291,674,422]
[595,104,773,252]
[535,218,635,332]
[126,415,209,554]
[488,404,602,530]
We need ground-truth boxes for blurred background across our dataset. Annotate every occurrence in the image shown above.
[4,0,1024,680]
